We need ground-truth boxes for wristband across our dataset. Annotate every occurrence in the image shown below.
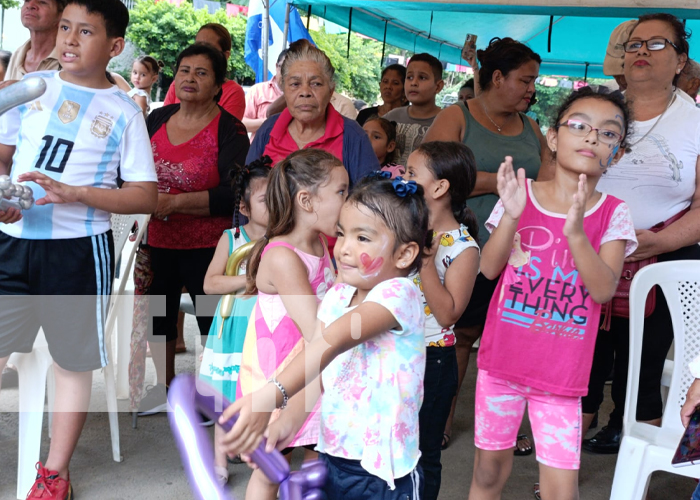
[269,377,288,410]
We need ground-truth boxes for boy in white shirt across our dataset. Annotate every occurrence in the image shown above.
[0,1,157,498]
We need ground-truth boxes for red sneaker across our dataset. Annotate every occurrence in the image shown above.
[26,462,73,499]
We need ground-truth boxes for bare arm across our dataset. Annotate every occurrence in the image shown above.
[17,172,157,214]
[564,175,626,303]
[266,95,287,117]
[472,172,498,197]
[154,191,210,219]
[464,47,480,96]
[220,300,399,454]
[532,117,555,181]
[242,117,267,134]
[0,143,20,223]
[682,378,700,428]
[132,94,148,117]
[111,73,132,93]
[0,143,14,175]
[259,245,319,342]
[481,158,527,279]
[424,105,465,143]
[569,235,625,303]
[203,232,248,295]
[420,245,479,327]
[628,155,700,262]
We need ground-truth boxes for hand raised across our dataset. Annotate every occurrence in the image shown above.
[464,47,478,71]
[496,156,526,220]
[563,174,588,239]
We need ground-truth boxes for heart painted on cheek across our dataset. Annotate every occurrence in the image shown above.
[360,253,384,275]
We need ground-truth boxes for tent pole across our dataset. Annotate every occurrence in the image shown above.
[547,15,553,53]
[428,11,433,39]
[283,2,290,49]
[306,6,311,30]
[262,0,270,81]
[584,62,589,83]
[381,21,388,66]
[347,8,353,58]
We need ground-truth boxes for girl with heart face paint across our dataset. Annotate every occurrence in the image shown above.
[221,175,433,500]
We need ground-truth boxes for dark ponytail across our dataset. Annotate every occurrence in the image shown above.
[232,156,273,239]
[415,141,480,244]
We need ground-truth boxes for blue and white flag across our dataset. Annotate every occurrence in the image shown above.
[245,0,315,83]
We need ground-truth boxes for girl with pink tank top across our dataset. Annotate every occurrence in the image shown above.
[468,89,638,500]
[237,149,348,500]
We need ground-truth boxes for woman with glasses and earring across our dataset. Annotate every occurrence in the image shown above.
[423,37,552,458]
[581,13,700,456]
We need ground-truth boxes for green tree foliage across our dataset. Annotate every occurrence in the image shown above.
[126,0,254,82]
[0,0,19,9]
[529,78,610,129]
[311,27,387,103]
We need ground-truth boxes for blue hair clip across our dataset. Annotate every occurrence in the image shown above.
[392,177,418,197]
[366,170,392,180]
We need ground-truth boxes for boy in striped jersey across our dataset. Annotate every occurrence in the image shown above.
[0,1,157,498]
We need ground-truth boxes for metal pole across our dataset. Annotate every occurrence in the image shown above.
[262,0,270,81]
[1,7,5,50]
[283,2,290,49]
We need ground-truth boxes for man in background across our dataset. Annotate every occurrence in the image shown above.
[6,0,65,80]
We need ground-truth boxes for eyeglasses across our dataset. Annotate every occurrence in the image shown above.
[623,38,679,53]
[556,119,623,145]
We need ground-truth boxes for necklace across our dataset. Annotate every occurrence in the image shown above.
[479,98,513,134]
[629,92,676,147]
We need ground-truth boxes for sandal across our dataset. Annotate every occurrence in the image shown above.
[514,434,533,456]
[441,432,451,450]
[533,482,541,500]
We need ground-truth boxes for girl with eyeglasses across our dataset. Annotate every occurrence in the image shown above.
[468,87,638,500]
[582,13,700,459]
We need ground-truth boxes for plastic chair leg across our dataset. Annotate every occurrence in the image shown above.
[610,436,651,500]
[103,361,123,462]
[14,351,52,499]
[115,289,134,400]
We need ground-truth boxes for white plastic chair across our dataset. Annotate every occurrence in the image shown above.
[610,260,700,500]
[9,214,148,499]
[112,214,149,400]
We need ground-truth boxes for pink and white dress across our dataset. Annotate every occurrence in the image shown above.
[237,239,335,446]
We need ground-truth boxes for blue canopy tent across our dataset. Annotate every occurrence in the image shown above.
[289,0,700,78]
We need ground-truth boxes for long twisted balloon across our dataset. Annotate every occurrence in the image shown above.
[168,374,327,500]
[0,77,46,212]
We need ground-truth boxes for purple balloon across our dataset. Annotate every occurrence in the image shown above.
[167,374,327,500]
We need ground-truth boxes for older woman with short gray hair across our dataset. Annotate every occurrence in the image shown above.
[246,39,378,186]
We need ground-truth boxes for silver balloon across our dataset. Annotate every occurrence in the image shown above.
[13,184,25,198]
[19,198,33,210]
[20,186,33,200]
[2,188,10,199]
[7,184,17,197]
[0,175,10,190]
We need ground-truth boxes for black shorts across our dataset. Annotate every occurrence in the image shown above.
[320,453,423,500]
[454,272,499,329]
[0,231,114,372]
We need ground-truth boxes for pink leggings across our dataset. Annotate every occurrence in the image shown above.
[474,370,582,470]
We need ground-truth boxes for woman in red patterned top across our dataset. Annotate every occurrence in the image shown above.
[137,43,249,416]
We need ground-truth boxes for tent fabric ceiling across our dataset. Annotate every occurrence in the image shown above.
[290,0,700,78]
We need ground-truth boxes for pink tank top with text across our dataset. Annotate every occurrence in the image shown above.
[477,181,624,397]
